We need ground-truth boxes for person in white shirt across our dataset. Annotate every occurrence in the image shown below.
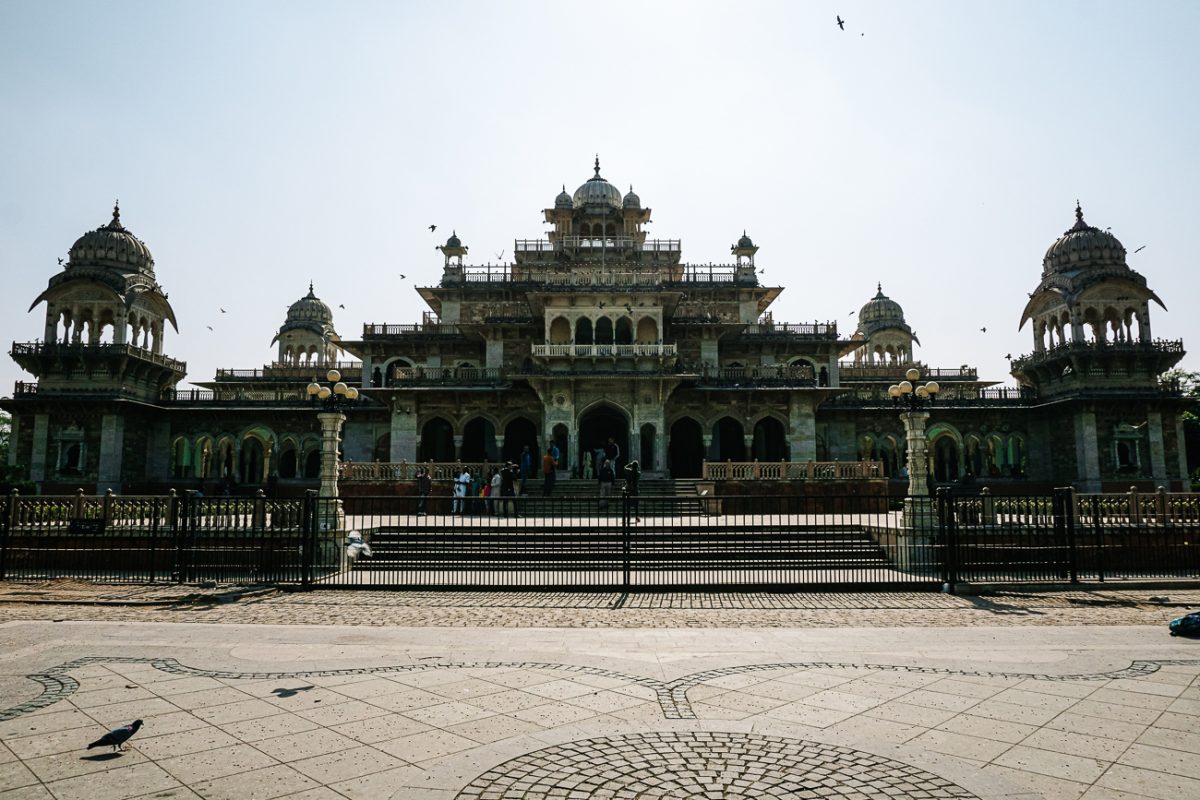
[453,467,471,513]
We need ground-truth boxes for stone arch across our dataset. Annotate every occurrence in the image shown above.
[373,432,391,463]
[751,416,787,461]
[214,435,237,481]
[668,416,704,478]
[595,316,614,345]
[1006,434,1026,477]
[382,357,414,387]
[501,415,539,464]
[636,316,658,343]
[549,316,571,344]
[239,426,275,485]
[964,434,983,477]
[575,317,594,345]
[171,437,191,479]
[462,415,499,462]
[578,401,629,469]
[419,417,455,462]
[713,416,746,461]
[194,436,214,479]
[615,316,633,345]
[879,434,901,478]
[277,438,299,479]
[927,423,963,484]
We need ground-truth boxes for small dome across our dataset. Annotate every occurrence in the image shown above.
[68,203,155,274]
[555,186,573,209]
[736,231,755,249]
[445,231,462,248]
[573,157,623,209]
[859,283,905,325]
[622,186,641,209]
[1043,203,1128,274]
[287,283,333,323]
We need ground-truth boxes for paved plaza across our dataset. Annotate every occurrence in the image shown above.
[1,586,1199,798]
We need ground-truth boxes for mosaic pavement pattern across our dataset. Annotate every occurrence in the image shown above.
[453,732,982,799]
[3,654,1200,798]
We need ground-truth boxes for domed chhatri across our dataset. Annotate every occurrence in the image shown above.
[736,231,755,249]
[622,186,641,209]
[555,185,573,209]
[859,283,906,329]
[286,282,334,324]
[572,156,623,209]
[445,231,463,249]
[1042,202,1128,274]
[68,202,155,274]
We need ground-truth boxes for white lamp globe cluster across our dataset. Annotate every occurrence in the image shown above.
[307,369,360,403]
[888,367,940,403]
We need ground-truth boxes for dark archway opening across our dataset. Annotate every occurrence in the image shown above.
[668,418,704,478]
[575,318,593,345]
[373,433,391,463]
[640,423,656,471]
[462,417,498,462]
[933,437,960,483]
[580,405,629,471]
[240,438,265,485]
[552,423,569,471]
[752,418,787,461]
[278,449,297,479]
[713,416,746,461]
[595,317,614,345]
[419,418,455,462]
[303,450,321,479]
[502,417,539,464]
[616,317,633,345]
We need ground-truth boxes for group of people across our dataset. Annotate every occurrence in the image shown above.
[411,435,640,519]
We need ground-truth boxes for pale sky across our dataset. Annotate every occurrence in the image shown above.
[2,1,1197,395]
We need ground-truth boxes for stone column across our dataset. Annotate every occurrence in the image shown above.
[485,338,504,369]
[742,434,754,460]
[390,405,418,462]
[899,410,934,539]
[317,411,345,531]
[1177,415,1190,487]
[30,414,49,484]
[1147,410,1168,485]
[96,413,125,494]
[788,397,816,461]
[453,435,464,461]
[703,434,714,461]
[1073,411,1102,493]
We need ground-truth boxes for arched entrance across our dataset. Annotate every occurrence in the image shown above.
[713,416,746,461]
[419,417,455,462]
[640,423,656,471]
[668,417,704,478]
[240,438,265,485]
[552,423,569,471]
[933,436,961,483]
[462,417,498,462]
[752,418,787,461]
[502,417,539,464]
[579,405,629,470]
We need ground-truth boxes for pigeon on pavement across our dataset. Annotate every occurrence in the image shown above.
[87,719,143,751]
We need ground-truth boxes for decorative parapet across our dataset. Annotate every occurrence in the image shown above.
[702,460,884,481]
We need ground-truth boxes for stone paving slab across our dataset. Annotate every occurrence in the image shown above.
[0,623,1199,798]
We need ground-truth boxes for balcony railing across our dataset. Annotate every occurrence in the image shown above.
[836,363,979,381]
[160,388,311,404]
[823,385,1036,407]
[696,364,816,387]
[1012,339,1185,369]
[514,237,681,254]
[702,460,884,481]
[11,341,186,372]
[444,264,751,287]
[740,322,838,337]
[531,343,678,358]
[214,362,362,381]
[362,323,461,337]
[390,366,506,385]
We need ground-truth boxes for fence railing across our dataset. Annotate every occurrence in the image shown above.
[531,343,678,358]
[702,461,884,480]
[4,488,1197,589]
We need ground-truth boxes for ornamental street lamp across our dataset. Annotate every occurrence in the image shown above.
[888,368,939,533]
[306,369,359,530]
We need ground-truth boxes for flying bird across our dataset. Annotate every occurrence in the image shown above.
[1004,353,1012,359]
[1134,245,1146,253]
[205,325,213,331]
[57,257,64,265]
[219,308,226,313]
[338,304,345,309]
[598,301,606,308]
[837,15,845,30]
[495,250,505,261]
[428,224,437,232]
[399,274,407,280]
[980,327,987,333]
[88,720,143,751]
[848,310,856,315]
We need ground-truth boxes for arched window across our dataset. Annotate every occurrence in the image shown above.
[933,436,960,483]
[549,317,571,344]
[304,450,321,479]
[278,447,298,479]
[636,317,658,343]
[615,317,633,345]
[595,317,614,345]
[575,317,594,345]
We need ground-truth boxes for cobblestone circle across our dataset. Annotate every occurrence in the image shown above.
[455,732,982,799]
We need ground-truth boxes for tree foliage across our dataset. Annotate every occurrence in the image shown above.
[1164,370,1200,485]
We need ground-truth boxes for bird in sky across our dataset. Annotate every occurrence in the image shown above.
[399,274,407,280]
[1134,245,1146,253]
[219,308,226,313]
[836,15,845,30]
[205,325,213,331]
[1004,353,1012,359]
[980,327,988,333]
[428,224,437,232]
[87,720,142,751]
[57,257,64,265]
[495,250,505,261]
[338,304,345,309]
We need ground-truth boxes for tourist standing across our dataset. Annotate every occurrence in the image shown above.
[542,450,556,496]
[598,457,615,510]
[623,459,642,523]
[491,468,502,515]
[452,465,470,513]
[470,469,482,515]
[500,461,517,517]
[604,437,620,471]
[416,466,432,516]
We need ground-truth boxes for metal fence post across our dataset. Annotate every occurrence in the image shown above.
[1053,487,1078,584]
[302,490,317,590]
[621,485,631,590]
[1092,495,1104,582]
[0,489,15,581]
[936,487,957,591]
[149,497,161,584]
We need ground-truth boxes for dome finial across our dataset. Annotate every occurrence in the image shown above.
[594,154,601,177]
[112,199,120,225]
[1075,199,1083,224]
[307,281,315,296]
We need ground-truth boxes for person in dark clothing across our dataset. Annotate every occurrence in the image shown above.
[500,461,518,516]
[416,466,432,516]
[519,446,533,495]
[623,459,641,522]
[598,458,615,510]
[604,437,620,470]
[542,450,556,497]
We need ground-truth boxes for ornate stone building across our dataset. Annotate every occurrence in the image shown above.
[3,167,1190,494]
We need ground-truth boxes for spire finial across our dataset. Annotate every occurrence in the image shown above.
[877,281,882,292]
[1075,199,1083,224]
[308,281,314,296]
[594,154,601,177]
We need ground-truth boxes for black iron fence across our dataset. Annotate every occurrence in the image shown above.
[1,488,1197,589]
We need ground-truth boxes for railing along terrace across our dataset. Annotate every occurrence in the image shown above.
[12,381,38,396]
[391,366,505,384]
[160,388,312,404]
[697,364,815,386]
[362,323,461,336]
[11,341,186,372]
[214,362,362,381]
[702,460,884,481]
[836,364,979,381]
[824,386,1034,406]
[531,343,678,358]
[514,237,682,254]
[340,461,498,482]
[1012,338,1185,369]
[741,322,838,338]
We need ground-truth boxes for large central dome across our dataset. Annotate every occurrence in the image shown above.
[572,157,623,209]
